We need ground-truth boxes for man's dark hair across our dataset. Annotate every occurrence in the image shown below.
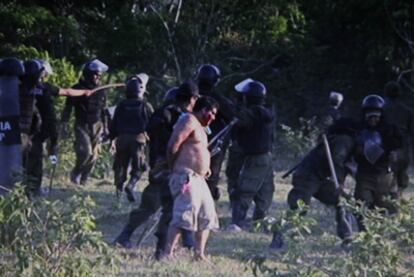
[193,96,219,112]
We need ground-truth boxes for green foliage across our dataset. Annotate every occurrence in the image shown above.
[275,117,321,169]
[248,198,414,277]
[0,185,119,276]
[337,198,412,277]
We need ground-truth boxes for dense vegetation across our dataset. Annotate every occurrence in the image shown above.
[1,0,414,124]
[2,2,414,275]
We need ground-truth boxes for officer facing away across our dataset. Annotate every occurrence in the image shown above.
[61,59,109,185]
[109,74,153,201]
[228,79,275,231]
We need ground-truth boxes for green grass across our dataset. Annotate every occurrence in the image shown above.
[43,170,414,277]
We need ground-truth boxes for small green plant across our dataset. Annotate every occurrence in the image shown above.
[248,198,414,277]
[0,185,119,277]
[249,201,320,276]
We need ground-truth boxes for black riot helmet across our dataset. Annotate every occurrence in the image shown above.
[164,86,179,104]
[196,64,221,91]
[0,57,25,76]
[362,94,385,111]
[235,79,267,105]
[82,58,108,86]
[23,59,44,87]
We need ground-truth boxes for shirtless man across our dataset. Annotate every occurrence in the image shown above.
[164,96,220,261]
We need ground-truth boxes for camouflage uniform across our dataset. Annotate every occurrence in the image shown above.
[354,94,403,230]
[288,133,355,240]
[354,123,403,216]
[61,81,108,184]
[20,78,59,195]
[110,98,153,196]
[225,139,245,208]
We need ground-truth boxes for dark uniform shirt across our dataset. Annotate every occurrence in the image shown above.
[236,105,274,155]
[355,121,403,174]
[383,98,414,144]
[61,80,108,126]
[146,104,184,168]
[109,98,153,140]
[19,83,58,151]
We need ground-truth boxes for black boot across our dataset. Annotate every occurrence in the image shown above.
[70,170,81,185]
[154,236,166,260]
[269,231,285,250]
[113,227,134,249]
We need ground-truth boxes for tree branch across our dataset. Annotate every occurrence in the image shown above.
[219,55,281,83]
[149,4,182,83]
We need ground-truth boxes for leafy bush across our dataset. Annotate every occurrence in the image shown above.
[0,185,119,277]
[247,198,414,277]
[274,117,321,170]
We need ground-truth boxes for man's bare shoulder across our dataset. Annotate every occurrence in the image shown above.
[174,113,198,131]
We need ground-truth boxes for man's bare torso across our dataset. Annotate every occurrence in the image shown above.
[167,113,210,176]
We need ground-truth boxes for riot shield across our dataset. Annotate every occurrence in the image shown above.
[0,58,24,195]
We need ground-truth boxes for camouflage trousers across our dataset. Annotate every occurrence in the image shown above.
[207,137,230,200]
[113,134,147,190]
[22,133,44,194]
[288,170,353,240]
[231,152,274,226]
[355,171,396,230]
[225,142,245,208]
[72,122,103,183]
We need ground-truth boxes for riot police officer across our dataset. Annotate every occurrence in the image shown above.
[354,94,403,229]
[109,74,153,201]
[225,85,246,209]
[20,59,59,196]
[270,118,358,249]
[113,81,196,256]
[0,58,25,195]
[383,81,414,194]
[196,64,235,200]
[20,59,93,196]
[61,59,109,185]
[229,80,275,231]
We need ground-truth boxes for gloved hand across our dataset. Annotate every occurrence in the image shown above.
[49,155,58,165]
